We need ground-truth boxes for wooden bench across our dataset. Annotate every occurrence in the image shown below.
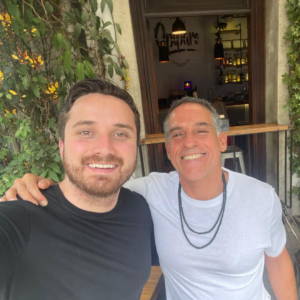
[140,266,164,300]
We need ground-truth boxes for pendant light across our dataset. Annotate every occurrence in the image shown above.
[172,17,186,35]
[159,40,169,63]
[214,16,224,60]
[214,35,224,60]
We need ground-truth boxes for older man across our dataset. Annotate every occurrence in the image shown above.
[2,97,297,299]
[0,79,155,300]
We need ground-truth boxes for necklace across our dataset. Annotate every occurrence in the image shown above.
[178,172,227,249]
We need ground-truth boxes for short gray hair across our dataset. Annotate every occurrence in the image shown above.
[163,97,221,142]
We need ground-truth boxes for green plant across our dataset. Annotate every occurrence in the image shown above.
[0,0,129,194]
[283,0,300,197]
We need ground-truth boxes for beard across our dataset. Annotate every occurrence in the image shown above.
[63,152,136,198]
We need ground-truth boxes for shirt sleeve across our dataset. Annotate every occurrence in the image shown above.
[0,201,31,283]
[264,189,286,257]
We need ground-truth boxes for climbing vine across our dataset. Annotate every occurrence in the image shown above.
[283,0,300,197]
[0,0,129,193]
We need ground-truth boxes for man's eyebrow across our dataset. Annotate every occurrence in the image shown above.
[72,120,96,128]
[168,122,211,134]
[114,123,135,132]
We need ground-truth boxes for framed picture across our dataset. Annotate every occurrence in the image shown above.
[232,39,243,49]
[222,40,232,49]
[244,39,248,48]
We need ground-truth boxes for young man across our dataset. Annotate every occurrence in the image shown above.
[0,79,156,300]
[2,97,297,299]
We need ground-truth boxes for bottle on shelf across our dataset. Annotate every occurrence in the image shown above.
[224,53,228,66]
[233,54,237,66]
[240,72,245,82]
[228,71,232,83]
[232,71,237,83]
[224,72,228,83]
[241,54,246,65]
[236,55,241,66]
[228,53,233,65]
[245,52,248,65]
[245,70,249,81]
[236,72,241,82]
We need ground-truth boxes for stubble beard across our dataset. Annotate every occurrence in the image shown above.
[63,152,137,198]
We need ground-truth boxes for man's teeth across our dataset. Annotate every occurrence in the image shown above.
[88,163,116,169]
[182,154,205,160]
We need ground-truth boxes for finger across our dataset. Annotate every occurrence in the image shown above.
[20,175,49,206]
[0,195,8,202]
[37,177,55,190]
[6,185,39,205]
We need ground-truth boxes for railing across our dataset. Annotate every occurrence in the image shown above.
[139,123,294,208]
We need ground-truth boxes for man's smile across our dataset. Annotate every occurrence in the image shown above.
[88,163,117,169]
[181,153,205,160]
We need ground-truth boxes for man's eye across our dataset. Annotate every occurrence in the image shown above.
[80,131,91,136]
[115,132,127,138]
[172,133,183,138]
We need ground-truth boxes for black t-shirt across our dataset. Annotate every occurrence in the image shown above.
[0,185,155,300]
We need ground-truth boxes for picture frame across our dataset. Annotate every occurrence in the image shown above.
[232,39,243,49]
[222,40,232,49]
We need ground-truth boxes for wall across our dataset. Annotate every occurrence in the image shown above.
[148,16,248,103]
[108,0,148,177]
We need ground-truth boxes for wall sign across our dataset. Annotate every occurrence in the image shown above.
[154,22,199,66]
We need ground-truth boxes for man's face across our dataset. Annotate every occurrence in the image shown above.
[165,103,227,186]
[59,93,137,198]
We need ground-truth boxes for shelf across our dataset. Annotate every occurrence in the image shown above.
[223,47,248,51]
[219,30,241,35]
[220,82,248,85]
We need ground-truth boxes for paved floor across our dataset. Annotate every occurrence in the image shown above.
[157,211,300,300]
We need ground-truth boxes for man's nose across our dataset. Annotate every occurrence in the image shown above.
[91,135,115,155]
[183,133,197,148]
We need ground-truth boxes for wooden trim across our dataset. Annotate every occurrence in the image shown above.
[248,0,266,181]
[128,0,165,172]
[140,123,291,145]
[140,266,164,300]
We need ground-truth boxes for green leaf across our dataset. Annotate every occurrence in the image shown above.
[7,3,20,19]
[63,50,72,73]
[122,68,127,80]
[102,29,114,43]
[115,23,122,35]
[81,11,89,24]
[100,0,106,13]
[83,60,95,78]
[6,94,12,100]
[6,113,14,119]
[11,18,19,35]
[90,0,98,12]
[49,171,60,182]
[53,34,60,52]
[45,1,54,13]
[30,82,40,98]
[90,27,98,39]
[74,23,81,38]
[50,163,61,174]
[22,76,30,88]
[103,21,112,28]
[56,33,69,50]
[113,61,122,76]
[123,59,129,69]
[55,66,63,81]
[108,64,113,78]
[48,117,56,128]
[106,0,113,12]
[96,17,101,31]
[76,62,85,81]
[37,76,48,84]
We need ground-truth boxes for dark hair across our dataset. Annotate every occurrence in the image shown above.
[163,97,221,142]
[58,78,140,144]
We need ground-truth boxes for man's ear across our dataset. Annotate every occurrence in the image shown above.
[219,132,228,152]
[165,142,171,160]
[59,139,64,161]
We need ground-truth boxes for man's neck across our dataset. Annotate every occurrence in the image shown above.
[59,179,120,213]
[179,170,228,201]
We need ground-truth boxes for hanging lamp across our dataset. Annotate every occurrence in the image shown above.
[159,40,169,63]
[172,17,186,35]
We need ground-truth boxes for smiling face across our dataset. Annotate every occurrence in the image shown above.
[59,93,137,198]
[165,103,227,189]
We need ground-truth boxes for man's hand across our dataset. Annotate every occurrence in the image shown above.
[0,174,55,206]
